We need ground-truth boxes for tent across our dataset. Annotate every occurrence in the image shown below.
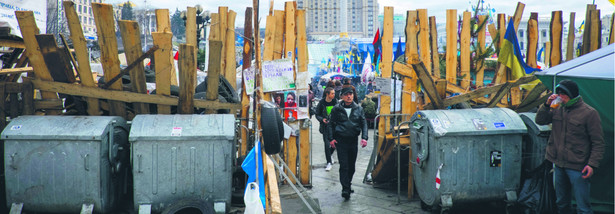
[534,43,614,212]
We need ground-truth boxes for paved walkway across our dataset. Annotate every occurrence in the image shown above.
[278,117,428,214]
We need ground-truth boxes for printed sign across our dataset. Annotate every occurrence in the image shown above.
[10,125,21,130]
[262,59,295,92]
[374,77,391,95]
[494,122,506,128]
[243,66,255,95]
[0,0,47,37]
[171,127,182,136]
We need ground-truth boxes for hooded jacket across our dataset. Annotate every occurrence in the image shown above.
[327,101,368,141]
[535,97,604,171]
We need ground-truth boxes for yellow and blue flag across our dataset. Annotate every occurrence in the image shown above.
[498,17,541,80]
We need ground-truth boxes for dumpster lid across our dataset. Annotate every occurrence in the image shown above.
[519,112,551,134]
[1,116,126,140]
[129,114,235,141]
[411,108,527,137]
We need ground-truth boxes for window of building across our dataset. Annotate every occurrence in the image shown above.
[519,30,523,37]
[520,42,524,48]
[542,30,547,37]
[78,5,82,12]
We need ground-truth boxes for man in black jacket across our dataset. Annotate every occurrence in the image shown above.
[328,87,368,200]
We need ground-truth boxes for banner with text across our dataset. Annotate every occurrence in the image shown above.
[262,58,295,92]
[0,0,47,37]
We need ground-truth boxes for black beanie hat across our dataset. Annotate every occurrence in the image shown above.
[341,87,353,95]
[555,79,579,98]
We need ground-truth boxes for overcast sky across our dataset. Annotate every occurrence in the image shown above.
[107,0,613,27]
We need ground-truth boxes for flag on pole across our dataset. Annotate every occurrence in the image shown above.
[372,28,382,74]
[394,37,403,61]
[498,17,541,80]
[362,52,373,82]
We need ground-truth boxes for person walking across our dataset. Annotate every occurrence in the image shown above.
[315,87,338,171]
[535,79,604,214]
[328,87,368,200]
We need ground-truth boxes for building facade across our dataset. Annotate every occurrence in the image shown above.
[298,0,379,39]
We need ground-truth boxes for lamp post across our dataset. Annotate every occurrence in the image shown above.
[182,6,210,70]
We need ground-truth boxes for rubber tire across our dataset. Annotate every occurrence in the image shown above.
[261,106,282,154]
[149,85,180,114]
[193,92,230,114]
[195,76,239,103]
[160,198,215,214]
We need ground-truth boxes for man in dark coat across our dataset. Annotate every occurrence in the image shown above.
[328,87,368,200]
[535,79,604,214]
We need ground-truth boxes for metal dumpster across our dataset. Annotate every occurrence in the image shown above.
[410,108,526,210]
[1,116,129,213]
[129,114,235,213]
[519,112,551,172]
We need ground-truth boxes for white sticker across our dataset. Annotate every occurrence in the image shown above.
[10,125,21,130]
[430,119,441,127]
[287,51,293,58]
[411,91,416,102]
[171,127,182,136]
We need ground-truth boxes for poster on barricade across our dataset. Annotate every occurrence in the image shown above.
[263,59,295,92]
[243,66,255,95]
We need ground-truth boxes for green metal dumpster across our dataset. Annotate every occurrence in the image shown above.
[410,108,526,211]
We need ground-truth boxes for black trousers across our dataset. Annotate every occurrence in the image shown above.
[322,129,335,164]
[335,135,358,192]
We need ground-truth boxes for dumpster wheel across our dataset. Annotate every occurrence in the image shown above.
[161,198,215,214]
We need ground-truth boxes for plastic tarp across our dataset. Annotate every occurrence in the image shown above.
[534,44,614,212]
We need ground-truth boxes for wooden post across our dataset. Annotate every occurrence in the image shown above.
[545,42,551,68]
[494,14,507,85]
[417,9,431,75]
[582,4,597,55]
[476,15,486,87]
[263,16,277,61]
[589,9,601,52]
[209,13,220,40]
[610,15,614,45]
[22,79,34,115]
[296,9,311,186]
[119,21,150,114]
[15,11,61,115]
[63,1,100,115]
[527,14,539,69]
[550,11,563,67]
[218,7,229,89]
[377,7,393,158]
[429,16,440,79]
[240,7,253,157]
[284,2,299,184]
[512,2,525,30]
[403,10,418,199]
[186,7,197,50]
[92,3,127,118]
[460,11,471,89]
[274,10,286,60]
[225,10,237,89]
[205,41,223,114]
[178,44,196,114]
[566,12,576,61]
[151,32,173,114]
[157,9,178,86]
[445,9,457,85]
[36,34,76,83]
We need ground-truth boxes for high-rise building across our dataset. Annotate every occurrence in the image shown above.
[297,0,379,39]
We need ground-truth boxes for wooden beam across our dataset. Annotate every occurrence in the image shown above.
[0,39,25,49]
[429,16,440,79]
[284,2,296,62]
[410,62,444,109]
[218,7,229,90]
[155,9,177,86]
[34,99,64,110]
[15,11,60,115]
[240,7,253,157]
[487,82,513,108]
[445,9,457,85]
[545,42,551,67]
[151,32,173,114]
[417,9,431,75]
[22,79,34,115]
[186,7,197,49]
[92,3,126,118]
[488,24,498,47]
[589,9,601,52]
[119,20,149,114]
[377,7,394,163]
[35,34,76,83]
[155,9,171,33]
[30,78,240,110]
[178,44,196,114]
[263,15,276,61]
[494,14,507,85]
[265,155,282,214]
[209,13,219,40]
[516,94,550,113]
[205,40,223,114]
[460,11,471,89]
[225,10,237,89]
[296,9,311,186]
[404,10,418,199]
[516,82,547,110]
[512,2,525,31]
[581,4,597,55]
[476,15,486,87]
[566,12,576,61]
[526,17,539,69]
[436,79,447,99]
[0,67,33,75]
[273,10,285,60]
[610,15,614,45]
[550,11,563,67]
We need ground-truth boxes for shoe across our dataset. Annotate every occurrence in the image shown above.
[325,163,332,171]
[342,190,350,200]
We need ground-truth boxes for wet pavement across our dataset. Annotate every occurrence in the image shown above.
[277,117,429,214]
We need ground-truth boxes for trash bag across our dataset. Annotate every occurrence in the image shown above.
[517,160,557,214]
[241,142,266,210]
[244,182,265,214]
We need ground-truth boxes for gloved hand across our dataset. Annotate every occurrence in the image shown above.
[360,139,367,148]
[330,140,337,149]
